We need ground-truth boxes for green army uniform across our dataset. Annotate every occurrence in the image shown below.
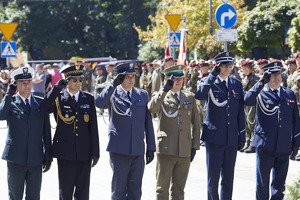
[148,65,200,200]
[151,68,162,95]
[281,72,288,87]
[287,73,294,89]
[81,68,93,92]
[139,71,147,89]
[146,71,153,100]
[241,72,260,152]
[184,67,199,94]
[196,73,209,145]
[290,70,300,114]
[134,73,141,88]
[106,72,115,84]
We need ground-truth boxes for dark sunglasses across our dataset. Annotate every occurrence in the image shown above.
[71,78,83,83]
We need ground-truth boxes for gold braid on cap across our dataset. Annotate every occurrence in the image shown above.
[63,65,82,77]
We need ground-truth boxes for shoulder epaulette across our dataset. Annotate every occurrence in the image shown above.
[33,95,44,100]
[83,91,94,97]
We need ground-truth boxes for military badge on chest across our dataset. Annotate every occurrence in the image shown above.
[80,104,90,122]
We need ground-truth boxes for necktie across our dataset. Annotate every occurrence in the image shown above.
[174,93,180,104]
[72,95,77,106]
[24,98,31,114]
[127,91,131,102]
[222,80,228,94]
[273,89,280,100]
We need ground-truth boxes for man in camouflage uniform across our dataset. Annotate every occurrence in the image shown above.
[134,66,141,88]
[286,58,297,89]
[240,60,260,153]
[146,63,154,100]
[151,59,163,95]
[106,63,115,83]
[197,62,211,146]
[290,52,300,161]
[81,61,94,92]
[184,62,199,94]
[139,63,148,89]
[95,65,106,115]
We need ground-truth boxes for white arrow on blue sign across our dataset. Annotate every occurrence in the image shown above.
[1,42,17,58]
[215,4,237,29]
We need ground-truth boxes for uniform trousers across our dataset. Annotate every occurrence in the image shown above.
[156,154,191,200]
[57,159,91,200]
[109,152,145,200]
[256,148,289,200]
[205,142,238,200]
[7,162,42,200]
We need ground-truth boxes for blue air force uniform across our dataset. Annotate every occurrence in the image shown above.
[244,61,300,200]
[0,66,52,200]
[96,62,155,200]
[40,64,99,200]
[195,51,245,200]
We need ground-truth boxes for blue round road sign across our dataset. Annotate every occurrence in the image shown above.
[215,4,237,29]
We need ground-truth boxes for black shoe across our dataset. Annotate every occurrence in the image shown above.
[239,144,249,152]
[244,146,256,153]
[200,141,205,147]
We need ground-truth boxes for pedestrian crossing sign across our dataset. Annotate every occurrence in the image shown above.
[169,32,181,47]
[1,42,16,58]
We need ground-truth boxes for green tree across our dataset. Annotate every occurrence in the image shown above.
[237,0,299,58]
[137,41,164,62]
[0,0,158,60]
[134,0,247,58]
[289,11,300,53]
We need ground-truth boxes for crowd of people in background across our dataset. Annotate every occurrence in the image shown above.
[0,52,299,200]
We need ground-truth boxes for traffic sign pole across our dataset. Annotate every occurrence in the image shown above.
[215,3,237,52]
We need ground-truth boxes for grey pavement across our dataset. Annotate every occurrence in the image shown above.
[0,114,299,199]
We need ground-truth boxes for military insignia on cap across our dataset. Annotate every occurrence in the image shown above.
[23,67,28,73]
[75,65,80,70]
[130,63,134,69]
[266,104,269,108]
[226,52,229,56]
[274,62,278,66]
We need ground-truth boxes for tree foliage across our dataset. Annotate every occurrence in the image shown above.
[289,11,300,53]
[137,41,164,63]
[237,0,299,58]
[134,0,247,57]
[0,0,158,60]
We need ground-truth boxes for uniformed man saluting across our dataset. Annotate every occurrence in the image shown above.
[148,64,200,200]
[96,62,155,200]
[195,51,245,200]
[0,66,52,200]
[40,63,100,200]
[244,61,300,200]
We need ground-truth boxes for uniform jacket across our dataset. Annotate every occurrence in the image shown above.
[40,87,99,161]
[151,68,162,95]
[148,90,200,157]
[242,73,260,92]
[195,74,246,146]
[244,82,300,153]
[95,83,155,156]
[0,93,51,166]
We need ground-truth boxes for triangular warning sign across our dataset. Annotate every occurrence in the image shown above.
[165,15,181,32]
[169,33,180,45]
[2,43,16,56]
[0,23,18,41]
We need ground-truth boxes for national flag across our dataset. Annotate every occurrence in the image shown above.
[178,28,188,66]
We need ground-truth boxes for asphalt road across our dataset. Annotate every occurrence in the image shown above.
[0,114,299,199]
